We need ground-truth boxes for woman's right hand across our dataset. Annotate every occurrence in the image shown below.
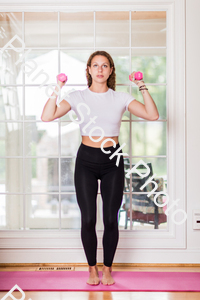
[56,74,67,89]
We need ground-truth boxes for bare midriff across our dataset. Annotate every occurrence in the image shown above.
[81,136,119,148]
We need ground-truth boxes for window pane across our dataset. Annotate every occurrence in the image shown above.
[25,86,60,121]
[119,121,130,156]
[61,122,82,156]
[60,12,94,47]
[131,85,166,120]
[0,87,23,121]
[60,51,92,85]
[25,194,59,229]
[131,48,166,84]
[61,157,76,193]
[0,158,23,193]
[131,11,166,47]
[132,194,167,230]
[131,121,167,156]
[123,157,168,230]
[24,158,59,193]
[119,193,133,230]
[0,50,23,85]
[61,194,81,229]
[127,157,167,189]
[0,122,23,156]
[24,49,58,85]
[105,48,130,84]
[24,12,58,47]
[124,157,168,193]
[24,122,59,156]
[0,12,22,48]
[0,195,23,230]
[96,11,129,47]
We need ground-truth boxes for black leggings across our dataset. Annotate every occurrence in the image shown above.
[74,142,125,267]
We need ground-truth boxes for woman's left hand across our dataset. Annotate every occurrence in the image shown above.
[129,71,144,87]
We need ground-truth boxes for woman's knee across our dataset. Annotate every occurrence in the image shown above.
[82,217,96,230]
[103,216,118,230]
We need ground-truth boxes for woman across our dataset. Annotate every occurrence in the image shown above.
[41,50,159,286]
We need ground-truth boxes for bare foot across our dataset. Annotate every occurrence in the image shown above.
[101,265,115,285]
[87,265,100,285]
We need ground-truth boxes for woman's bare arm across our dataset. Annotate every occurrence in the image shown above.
[41,76,70,122]
[128,73,159,120]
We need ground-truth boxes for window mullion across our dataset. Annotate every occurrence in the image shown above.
[22,11,26,231]
[58,11,61,231]
[129,10,133,231]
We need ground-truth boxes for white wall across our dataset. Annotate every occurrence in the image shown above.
[186,0,200,250]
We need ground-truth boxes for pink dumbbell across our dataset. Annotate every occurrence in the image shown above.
[57,73,68,82]
[129,71,143,81]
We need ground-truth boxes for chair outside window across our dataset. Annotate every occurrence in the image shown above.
[119,158,167,229]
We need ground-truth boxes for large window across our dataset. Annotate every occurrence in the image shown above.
[0,11,168,231]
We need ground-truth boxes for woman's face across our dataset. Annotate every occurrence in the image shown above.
[88,55,113,84]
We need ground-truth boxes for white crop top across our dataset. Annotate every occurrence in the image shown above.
[63,87,136,137]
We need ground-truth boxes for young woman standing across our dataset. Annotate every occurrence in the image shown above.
[41,50,159,286]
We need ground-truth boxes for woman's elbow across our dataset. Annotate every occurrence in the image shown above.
[151,114,159,121]
[41,116,51,122]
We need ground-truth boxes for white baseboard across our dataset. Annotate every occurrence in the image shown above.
[0,248,200,264]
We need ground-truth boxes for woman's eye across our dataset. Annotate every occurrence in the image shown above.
[93,64,107,67]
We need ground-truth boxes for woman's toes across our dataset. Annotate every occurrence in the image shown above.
[101,272,115,285]
[87,278,100,285]
[87,277,100,285]
[87,269,100,285]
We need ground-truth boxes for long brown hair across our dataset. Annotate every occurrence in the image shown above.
[86,51,116,91]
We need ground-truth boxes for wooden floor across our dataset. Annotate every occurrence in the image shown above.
[0,264,200,300]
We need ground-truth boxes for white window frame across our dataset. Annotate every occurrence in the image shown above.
[0,0,186,254]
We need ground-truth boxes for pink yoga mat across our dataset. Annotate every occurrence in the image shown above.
[0,271,200,292]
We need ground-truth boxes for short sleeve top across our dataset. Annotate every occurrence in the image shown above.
[63,87,136,137]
